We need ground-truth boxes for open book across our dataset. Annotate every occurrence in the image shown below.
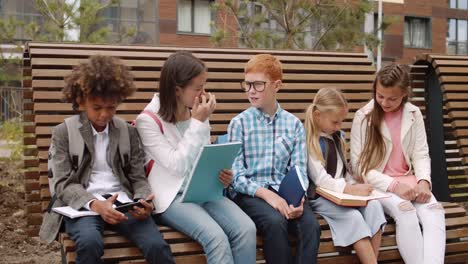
[316,187,390,207]
[53,206,99,219]
[181,141,242,203]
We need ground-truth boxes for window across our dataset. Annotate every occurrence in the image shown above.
[177,0,212,34]
[0,0,43,41]
[447,18,468,54]
[450,0,468,9]
[404,17,431,48]
[97,0,158,45]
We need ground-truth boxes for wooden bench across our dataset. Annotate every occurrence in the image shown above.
[415,54,468,202]
[22,42,468,263]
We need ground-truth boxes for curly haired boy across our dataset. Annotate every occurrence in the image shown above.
[39,55,174,264]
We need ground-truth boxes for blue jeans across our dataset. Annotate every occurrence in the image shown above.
[64,213,174,264]
[235,194,321,264]
[157,196,257,264]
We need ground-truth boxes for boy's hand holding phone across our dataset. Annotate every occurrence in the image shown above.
[129,194,155,221]
[90,194,128,225]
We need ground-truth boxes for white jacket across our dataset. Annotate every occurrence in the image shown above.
[350,100,431,192]
[135,94,210,213]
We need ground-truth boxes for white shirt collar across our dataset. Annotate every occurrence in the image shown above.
[319,132,333,139]
[91,123,109,136]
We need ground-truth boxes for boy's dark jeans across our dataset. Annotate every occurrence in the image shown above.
[234,193,321,264]
[64,213,174,264]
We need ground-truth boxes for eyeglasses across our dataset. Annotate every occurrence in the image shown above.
[240,81,269,92]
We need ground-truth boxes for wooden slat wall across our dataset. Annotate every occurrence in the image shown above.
[23,42,377,237]
[416,54,468,202]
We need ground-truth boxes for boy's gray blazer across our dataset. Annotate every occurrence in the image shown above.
[39,113,151,243]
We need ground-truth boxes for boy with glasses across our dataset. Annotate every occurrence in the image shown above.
[228,54,321,264]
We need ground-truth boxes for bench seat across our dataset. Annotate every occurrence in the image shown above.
[58,203,468,264]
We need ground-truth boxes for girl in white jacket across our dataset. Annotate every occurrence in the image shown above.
[305,87,386,264]
[350,64,446,264]
[135,51,256,264]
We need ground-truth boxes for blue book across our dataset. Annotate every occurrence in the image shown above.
[278,165,307,207]
[181,142,242,203]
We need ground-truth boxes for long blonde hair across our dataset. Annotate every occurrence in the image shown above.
[305,87,348,165]
[357,63,411,180]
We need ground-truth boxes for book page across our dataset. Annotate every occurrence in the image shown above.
[53,206,99,218]
[317,188,390,201]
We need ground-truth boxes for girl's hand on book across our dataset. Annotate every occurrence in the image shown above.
[413,180,431,203]
[288,197,305,219]
[393,182,416,201]
[218,169,233,187]
[344,184,373,196]
[192,92,216,122]
[256,188,292,219]
[129,194,155,220]
[90,194,127,225]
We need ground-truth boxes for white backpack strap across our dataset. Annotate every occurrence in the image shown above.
[112,117,131,173]
[64,115,85,172]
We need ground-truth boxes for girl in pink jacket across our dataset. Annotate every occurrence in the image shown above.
[350,64,446,264]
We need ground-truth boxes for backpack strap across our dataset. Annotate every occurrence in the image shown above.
[140,110,164,134]
[112,117,131,175]
[64,115,85,172]
[138,110,164,177]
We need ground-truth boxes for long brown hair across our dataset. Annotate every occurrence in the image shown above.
[357,63,411,180]
[158,51,206,123]
[305,87,348,165]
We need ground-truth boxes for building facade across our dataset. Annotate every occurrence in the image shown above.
[1,0,468,63]
[379,0,468,63]
[0,0,235,47]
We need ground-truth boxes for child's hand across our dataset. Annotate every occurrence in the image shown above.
[218,169,233,188]
[256,188,292,219]
[90,194,128,225]
[192,92,216,122]
[393,182,416,200]
[288,197,305,219]
[413,180,431,203]
[344,184,373,196]
[129,194,155,220]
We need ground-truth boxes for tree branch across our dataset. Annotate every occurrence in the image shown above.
[312,3,348,50]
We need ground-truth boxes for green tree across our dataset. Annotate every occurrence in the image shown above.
[32,0,136,43]
[211,0,393,52]
[0,0,136,123]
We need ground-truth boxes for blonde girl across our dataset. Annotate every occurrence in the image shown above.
[350,64,446,264]
[305,87,386,264]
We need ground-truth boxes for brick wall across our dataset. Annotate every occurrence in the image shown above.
[380,0,467,63]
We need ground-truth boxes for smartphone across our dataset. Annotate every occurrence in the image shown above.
[114,200,152,213]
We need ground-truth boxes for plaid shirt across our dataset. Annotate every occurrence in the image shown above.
[228,103,309,196]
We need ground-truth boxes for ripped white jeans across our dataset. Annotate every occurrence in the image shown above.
[379,193,446,264]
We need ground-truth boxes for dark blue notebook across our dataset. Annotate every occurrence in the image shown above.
[278,165,307,207]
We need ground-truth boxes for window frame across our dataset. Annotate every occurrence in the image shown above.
[447,18,468,55]
[449,0,468,10]
[403,15,432,49]
[176,0,213,36]
[97,0,158,45]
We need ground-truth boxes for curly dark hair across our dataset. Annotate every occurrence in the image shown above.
[62,55,136,111]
